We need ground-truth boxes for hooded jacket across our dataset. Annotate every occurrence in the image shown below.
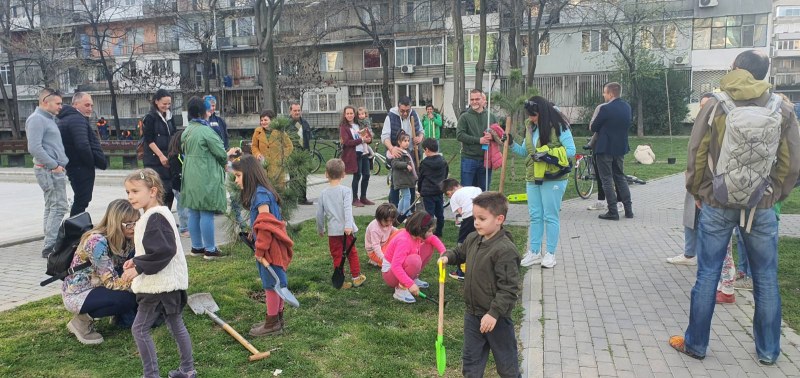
[456,107,498,160]
[253,212,293,270]
[443,229,520,319]
[417,153,449,196]
[686,69,800,209]
[57,105,107,171]
[141,108,175,167]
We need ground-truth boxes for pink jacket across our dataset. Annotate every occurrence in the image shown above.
[384,230,446,288]
[364,219,397,259]
[485,123,505,169]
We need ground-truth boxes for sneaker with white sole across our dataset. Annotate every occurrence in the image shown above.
[393,288,416,303]
[587,201,605,210]
[520,251,542,267]
[666,254,697,266]
[414,278,429,289]
[734,276,753,290]
[541,253,556,268]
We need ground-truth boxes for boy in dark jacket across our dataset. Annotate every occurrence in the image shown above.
[439,192,521,377]
[417,138,448,237]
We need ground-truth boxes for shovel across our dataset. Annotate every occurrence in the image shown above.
[187,293,271,362]
[418,291,448,307]
[239,232,300,307]
[436,260,446,376]
[332,234,356,289]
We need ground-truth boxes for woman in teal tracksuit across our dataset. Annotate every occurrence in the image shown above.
[511,96,576,269]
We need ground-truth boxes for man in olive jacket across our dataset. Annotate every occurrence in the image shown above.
[457,89,497,191]
[671,50,800,365]
[58,92,107,216]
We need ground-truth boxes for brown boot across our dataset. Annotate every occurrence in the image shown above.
[249,315,282,337]
[67,313,104,345]
[278,310,284,329]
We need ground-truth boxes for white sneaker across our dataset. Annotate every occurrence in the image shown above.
[666,254,697,266]
[393,288,416,303]
[617,202,624,212]
[520,251,542,267]
[541,253,557,268]
[414,278,430,289]
[587,201,605,210]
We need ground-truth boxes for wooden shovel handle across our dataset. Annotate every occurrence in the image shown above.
[437,260,445,336]
[207,311,266,359]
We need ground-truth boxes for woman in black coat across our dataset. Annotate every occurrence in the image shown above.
[141,89,176,209]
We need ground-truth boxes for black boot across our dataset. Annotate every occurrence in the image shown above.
[598,211,619,221]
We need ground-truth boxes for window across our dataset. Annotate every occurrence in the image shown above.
[364,90,384,111]
[357,4,383,24]
[693,14,767,50]
[518,34,550,57]
[447,33,499,62]
[319,51,343,72]
[582,30,608,52]
[236,17,254,37]
[778,40,800,51]
[406,1,431,23]
[641,24,677,50]
[395,38,443,66]
[277,55,298,76]
[122,61,138,77]
[126,27,144,53]
[307,93,337,112]
[777,6,800,17]
[0,65,9,85]
[396,83,432,107]
[231,56,257,78]
[150,60,173,76]
[363,49,382,69]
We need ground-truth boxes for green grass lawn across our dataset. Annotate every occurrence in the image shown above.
[0,217,528,377]
[779,237,800,330]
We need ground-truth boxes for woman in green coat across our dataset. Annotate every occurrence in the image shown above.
[181,97,228,259]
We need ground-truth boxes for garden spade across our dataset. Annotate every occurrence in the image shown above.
[187,293,271,362]
[238,232,300,307]
[332,235,356,289]
[418,291,448,307]
[436,260,446,376]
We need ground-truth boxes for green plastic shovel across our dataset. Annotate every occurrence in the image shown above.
[436,260,446,376]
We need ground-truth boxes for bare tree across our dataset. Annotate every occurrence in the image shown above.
[254,0,284,112]
[524,0,575,87]
[274,50,324,111]
[474,0,488,91]
[170,0,220,94]
[0,0,21,137]
[11,0,77,88]
[450,0,466,116]
[578,0,684,136]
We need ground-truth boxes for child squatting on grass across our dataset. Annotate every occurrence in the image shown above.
[438,191,521,377]
[122,169,195,378]
[232,155,293,337]
[364,202,400,267]
[316,158,366,289]
[381,210,446,304]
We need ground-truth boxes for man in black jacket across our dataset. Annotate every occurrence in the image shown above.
[590,82,633,220]
[289,102,314,205]
[58,92,107,216]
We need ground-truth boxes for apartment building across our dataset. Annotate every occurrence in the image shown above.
[0,0,794,138]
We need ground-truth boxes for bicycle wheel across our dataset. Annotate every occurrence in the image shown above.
[574,156,594,199]
[310,150,324,174]
[370,156,382,175]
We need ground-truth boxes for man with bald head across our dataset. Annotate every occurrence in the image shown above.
[26,88,69,257]
[58,92,107,216]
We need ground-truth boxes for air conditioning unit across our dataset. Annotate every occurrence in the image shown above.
[432,77,443,85]
[699,0,718,8]
[401,64,415,74]
[674,56,689,65]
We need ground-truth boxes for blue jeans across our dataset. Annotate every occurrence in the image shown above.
[398,188,411,216]
[526,180,567,254]
[684,226,697,257]
[461,157,491,192]
[684,204,780,363]
[173,190,189,233]
[34,167,69,249]
[187,209,217,252]
[257,263,288,290]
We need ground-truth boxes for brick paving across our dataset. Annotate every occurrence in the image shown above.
[517,173,800,377]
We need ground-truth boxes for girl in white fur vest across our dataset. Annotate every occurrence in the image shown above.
[122,168,195,378]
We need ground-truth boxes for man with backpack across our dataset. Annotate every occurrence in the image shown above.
[670,50,800,365]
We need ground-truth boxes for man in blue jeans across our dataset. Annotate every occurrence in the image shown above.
[26,88,69,258]
[670,50,800,365]
[457,89,497,191]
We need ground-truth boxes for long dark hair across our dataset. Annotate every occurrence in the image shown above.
[338,105,356,129]
[151,89,172,111]
[232,155,282,208]
[526,96,569,145]
[167,129,184,159]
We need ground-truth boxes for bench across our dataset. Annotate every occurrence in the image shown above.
[100,140,139,168]
[0,140,28,167]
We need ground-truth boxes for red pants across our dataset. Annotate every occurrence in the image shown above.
[328,235,361,278]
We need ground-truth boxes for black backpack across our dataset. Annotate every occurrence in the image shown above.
[40,212,93,286]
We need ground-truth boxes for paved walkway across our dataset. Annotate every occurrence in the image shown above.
[518,173,800,377]
[3,168,800,377]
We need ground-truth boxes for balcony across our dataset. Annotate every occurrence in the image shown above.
[77,82,117,92]
[774,73,800,89]
[140,41,179,53]
[303,66,446,85]
[217,35,257,48]
[143,1,178,16]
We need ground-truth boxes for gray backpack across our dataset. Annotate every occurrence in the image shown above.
[709,92,783,230]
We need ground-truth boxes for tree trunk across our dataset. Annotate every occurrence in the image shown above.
[507,0,520,69]
[259,41,277,111]
[4,50,20,138]
[526,3,544,87]
[202,47,212,94]
[105,67,121,138]
[255,0,281,112]
[380,46,391,110]
[451,0,465,116]
[474,0,487,91]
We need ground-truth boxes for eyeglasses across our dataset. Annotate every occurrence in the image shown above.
[122,221,137,230]
[42,88,62,102]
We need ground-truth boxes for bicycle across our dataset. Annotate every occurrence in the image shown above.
[574,144,647,199]
[309,128,342,173]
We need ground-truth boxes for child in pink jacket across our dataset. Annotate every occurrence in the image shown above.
[381,211,446,303]
[364,203,399,267]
